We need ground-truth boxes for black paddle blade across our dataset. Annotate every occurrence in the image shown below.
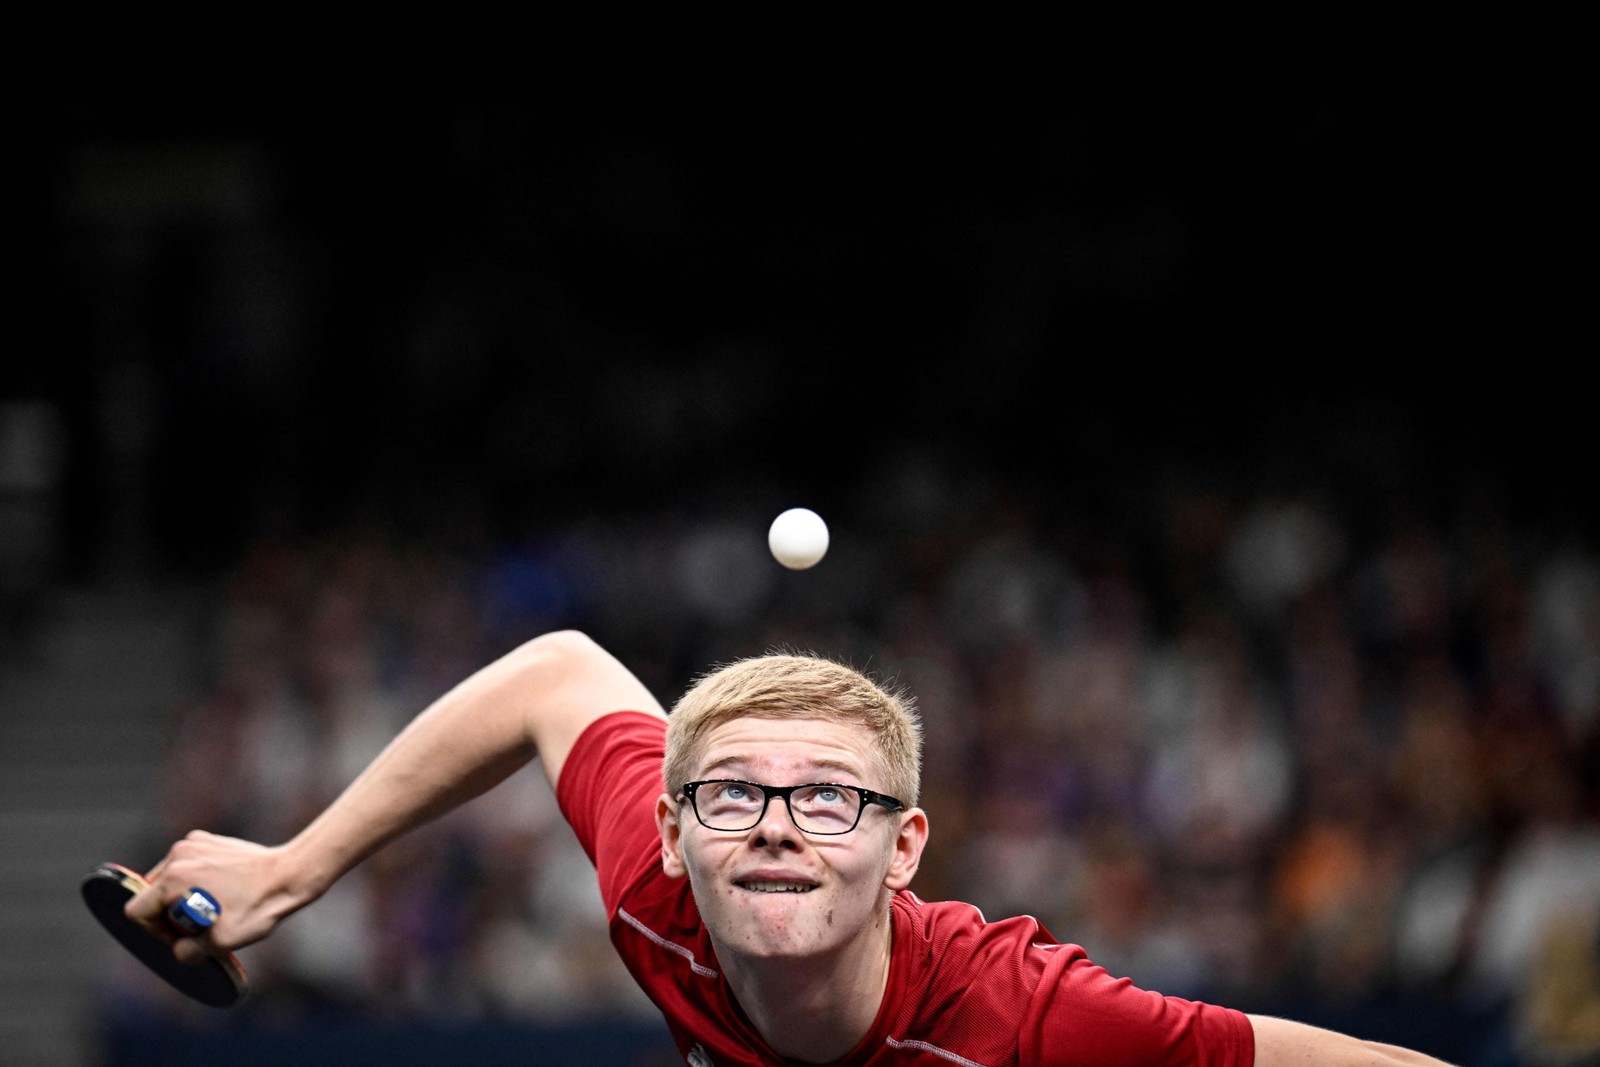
[81,862,248,1008]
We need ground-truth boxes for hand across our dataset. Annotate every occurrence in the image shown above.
[126,831,303,965]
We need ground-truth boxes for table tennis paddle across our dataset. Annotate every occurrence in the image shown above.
[81,861,249,1007]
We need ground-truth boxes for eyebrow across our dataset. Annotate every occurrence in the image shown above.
[699,756,865,782]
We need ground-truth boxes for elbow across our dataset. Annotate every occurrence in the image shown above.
[519,628,596,652]
[472,631,596,717]
[502,629,616,706]
[514,629,604,669]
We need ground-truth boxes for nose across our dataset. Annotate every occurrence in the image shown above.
[750,792,803,851]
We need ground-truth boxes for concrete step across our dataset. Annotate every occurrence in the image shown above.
[1,727,169,763]
[0,765,161,816]
[0,916,110,980]
[0,806,154,862]
[0,1030,93,1067]
[0,582,206,1067]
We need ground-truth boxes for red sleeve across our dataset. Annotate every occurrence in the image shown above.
[1020,946,1254,1067]
[554,711,669,917]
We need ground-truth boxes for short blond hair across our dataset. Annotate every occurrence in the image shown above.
[663,652,923,806]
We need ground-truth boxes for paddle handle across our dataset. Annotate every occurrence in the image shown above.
[167,887,222,934]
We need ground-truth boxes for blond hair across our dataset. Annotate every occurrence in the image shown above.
[663,652,923,806]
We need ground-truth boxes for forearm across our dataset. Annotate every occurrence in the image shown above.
[281,646,539,901]
[280,629,660,907]
[1248,1015,1456,1066]
[132,630,662,954]
[1362,1044,1456,1066]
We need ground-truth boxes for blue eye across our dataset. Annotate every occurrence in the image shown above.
[796,786,852,810]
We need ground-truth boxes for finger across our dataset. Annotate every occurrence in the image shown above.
[172,936,211,966]
[125,882,169,926]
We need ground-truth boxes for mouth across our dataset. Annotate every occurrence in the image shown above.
[735,881,818,894]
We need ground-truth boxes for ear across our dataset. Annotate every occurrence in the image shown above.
[656,792,689,879]
[884,807,929,892]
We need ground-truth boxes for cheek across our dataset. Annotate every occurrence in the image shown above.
[821,839,896,887]
[680,839,733,896]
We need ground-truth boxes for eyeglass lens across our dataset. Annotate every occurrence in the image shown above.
[694,782,860,834]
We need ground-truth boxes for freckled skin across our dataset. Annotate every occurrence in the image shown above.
[656,718,924,962]
[654,718,929,1061]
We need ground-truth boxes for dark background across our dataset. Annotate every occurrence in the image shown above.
[22,94,1590,585]
[10,91,1594,1067]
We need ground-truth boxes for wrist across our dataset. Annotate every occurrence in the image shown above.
[272,833,343,912]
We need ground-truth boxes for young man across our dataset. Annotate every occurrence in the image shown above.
[130,630,1454,1065]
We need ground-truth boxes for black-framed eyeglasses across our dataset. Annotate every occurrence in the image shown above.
[680,779,906,835]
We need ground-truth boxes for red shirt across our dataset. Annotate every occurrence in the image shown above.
[557,711,1255,1067]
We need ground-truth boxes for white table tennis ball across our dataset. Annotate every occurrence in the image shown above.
[768,507,829,569]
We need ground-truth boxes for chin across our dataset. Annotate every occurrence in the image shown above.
[718,909,835,961]
[730,928,832,961]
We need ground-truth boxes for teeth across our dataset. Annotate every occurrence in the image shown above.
[738,882,814,893]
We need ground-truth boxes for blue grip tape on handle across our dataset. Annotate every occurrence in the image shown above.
[168,888,221,934]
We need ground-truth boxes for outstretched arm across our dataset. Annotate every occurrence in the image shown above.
[127,629,665,962]
[1249,1015,1456,1066]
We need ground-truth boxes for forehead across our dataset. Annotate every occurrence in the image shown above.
[692,716,886,784]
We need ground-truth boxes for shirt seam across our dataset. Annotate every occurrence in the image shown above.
[618,906,720,978]
[885,1035,993,1067]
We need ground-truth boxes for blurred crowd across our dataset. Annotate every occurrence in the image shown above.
[119,456,1600,1064]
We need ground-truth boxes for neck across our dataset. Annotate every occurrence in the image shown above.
[719,899,895,1064]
